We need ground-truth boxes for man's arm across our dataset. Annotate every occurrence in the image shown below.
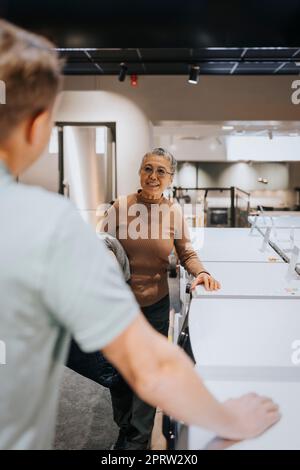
[103,314,280,441]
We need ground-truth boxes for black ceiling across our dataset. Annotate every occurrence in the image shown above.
[2,0,300,47]
[2,1,300,75]
[59,48,300,76]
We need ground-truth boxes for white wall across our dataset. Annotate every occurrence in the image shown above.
[18,75,300,200]
[63,75,300,121]
[55,90,151,195]
[157,134,300,162]
[227,136,300,161]
[157,135,227,161]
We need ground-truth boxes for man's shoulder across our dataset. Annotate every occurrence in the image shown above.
[12,183,73,221]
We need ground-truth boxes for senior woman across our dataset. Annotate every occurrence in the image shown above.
[103,147,220,450]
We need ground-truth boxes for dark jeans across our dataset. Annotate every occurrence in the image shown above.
[109,294,170,450]
[67,339,120,389]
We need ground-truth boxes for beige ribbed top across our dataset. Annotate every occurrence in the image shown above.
[104,191,205,307]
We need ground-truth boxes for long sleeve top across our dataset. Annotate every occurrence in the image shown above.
[103,190,206,307]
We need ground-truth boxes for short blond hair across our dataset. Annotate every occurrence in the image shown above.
[0,20,62,143]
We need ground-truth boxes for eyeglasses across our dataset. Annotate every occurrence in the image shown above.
[141,164,173,178]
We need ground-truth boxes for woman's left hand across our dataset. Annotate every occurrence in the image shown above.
[191,272,221,291]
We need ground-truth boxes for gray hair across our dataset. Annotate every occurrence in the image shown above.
[140,147,177,174]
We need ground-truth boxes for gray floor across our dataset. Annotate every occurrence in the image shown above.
[54,277,181,450]
[54,367,118,450]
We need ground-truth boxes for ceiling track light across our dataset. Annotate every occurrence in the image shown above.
[188,65,200,84]
[118,62,128,82]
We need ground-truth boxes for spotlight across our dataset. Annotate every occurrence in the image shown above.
[118,63,128,82]
[188,65,200,84]
[258,177,268,184]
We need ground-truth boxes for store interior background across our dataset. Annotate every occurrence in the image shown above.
[3,0,300,450]
[21,74,300,227]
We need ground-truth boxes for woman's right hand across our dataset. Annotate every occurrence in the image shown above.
[221,392,280,440]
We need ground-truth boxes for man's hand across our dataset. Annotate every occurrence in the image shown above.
[221,392,280,440]
[191,272,221,291]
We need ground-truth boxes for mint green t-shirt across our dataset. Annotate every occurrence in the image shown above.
[0,161,139,449]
